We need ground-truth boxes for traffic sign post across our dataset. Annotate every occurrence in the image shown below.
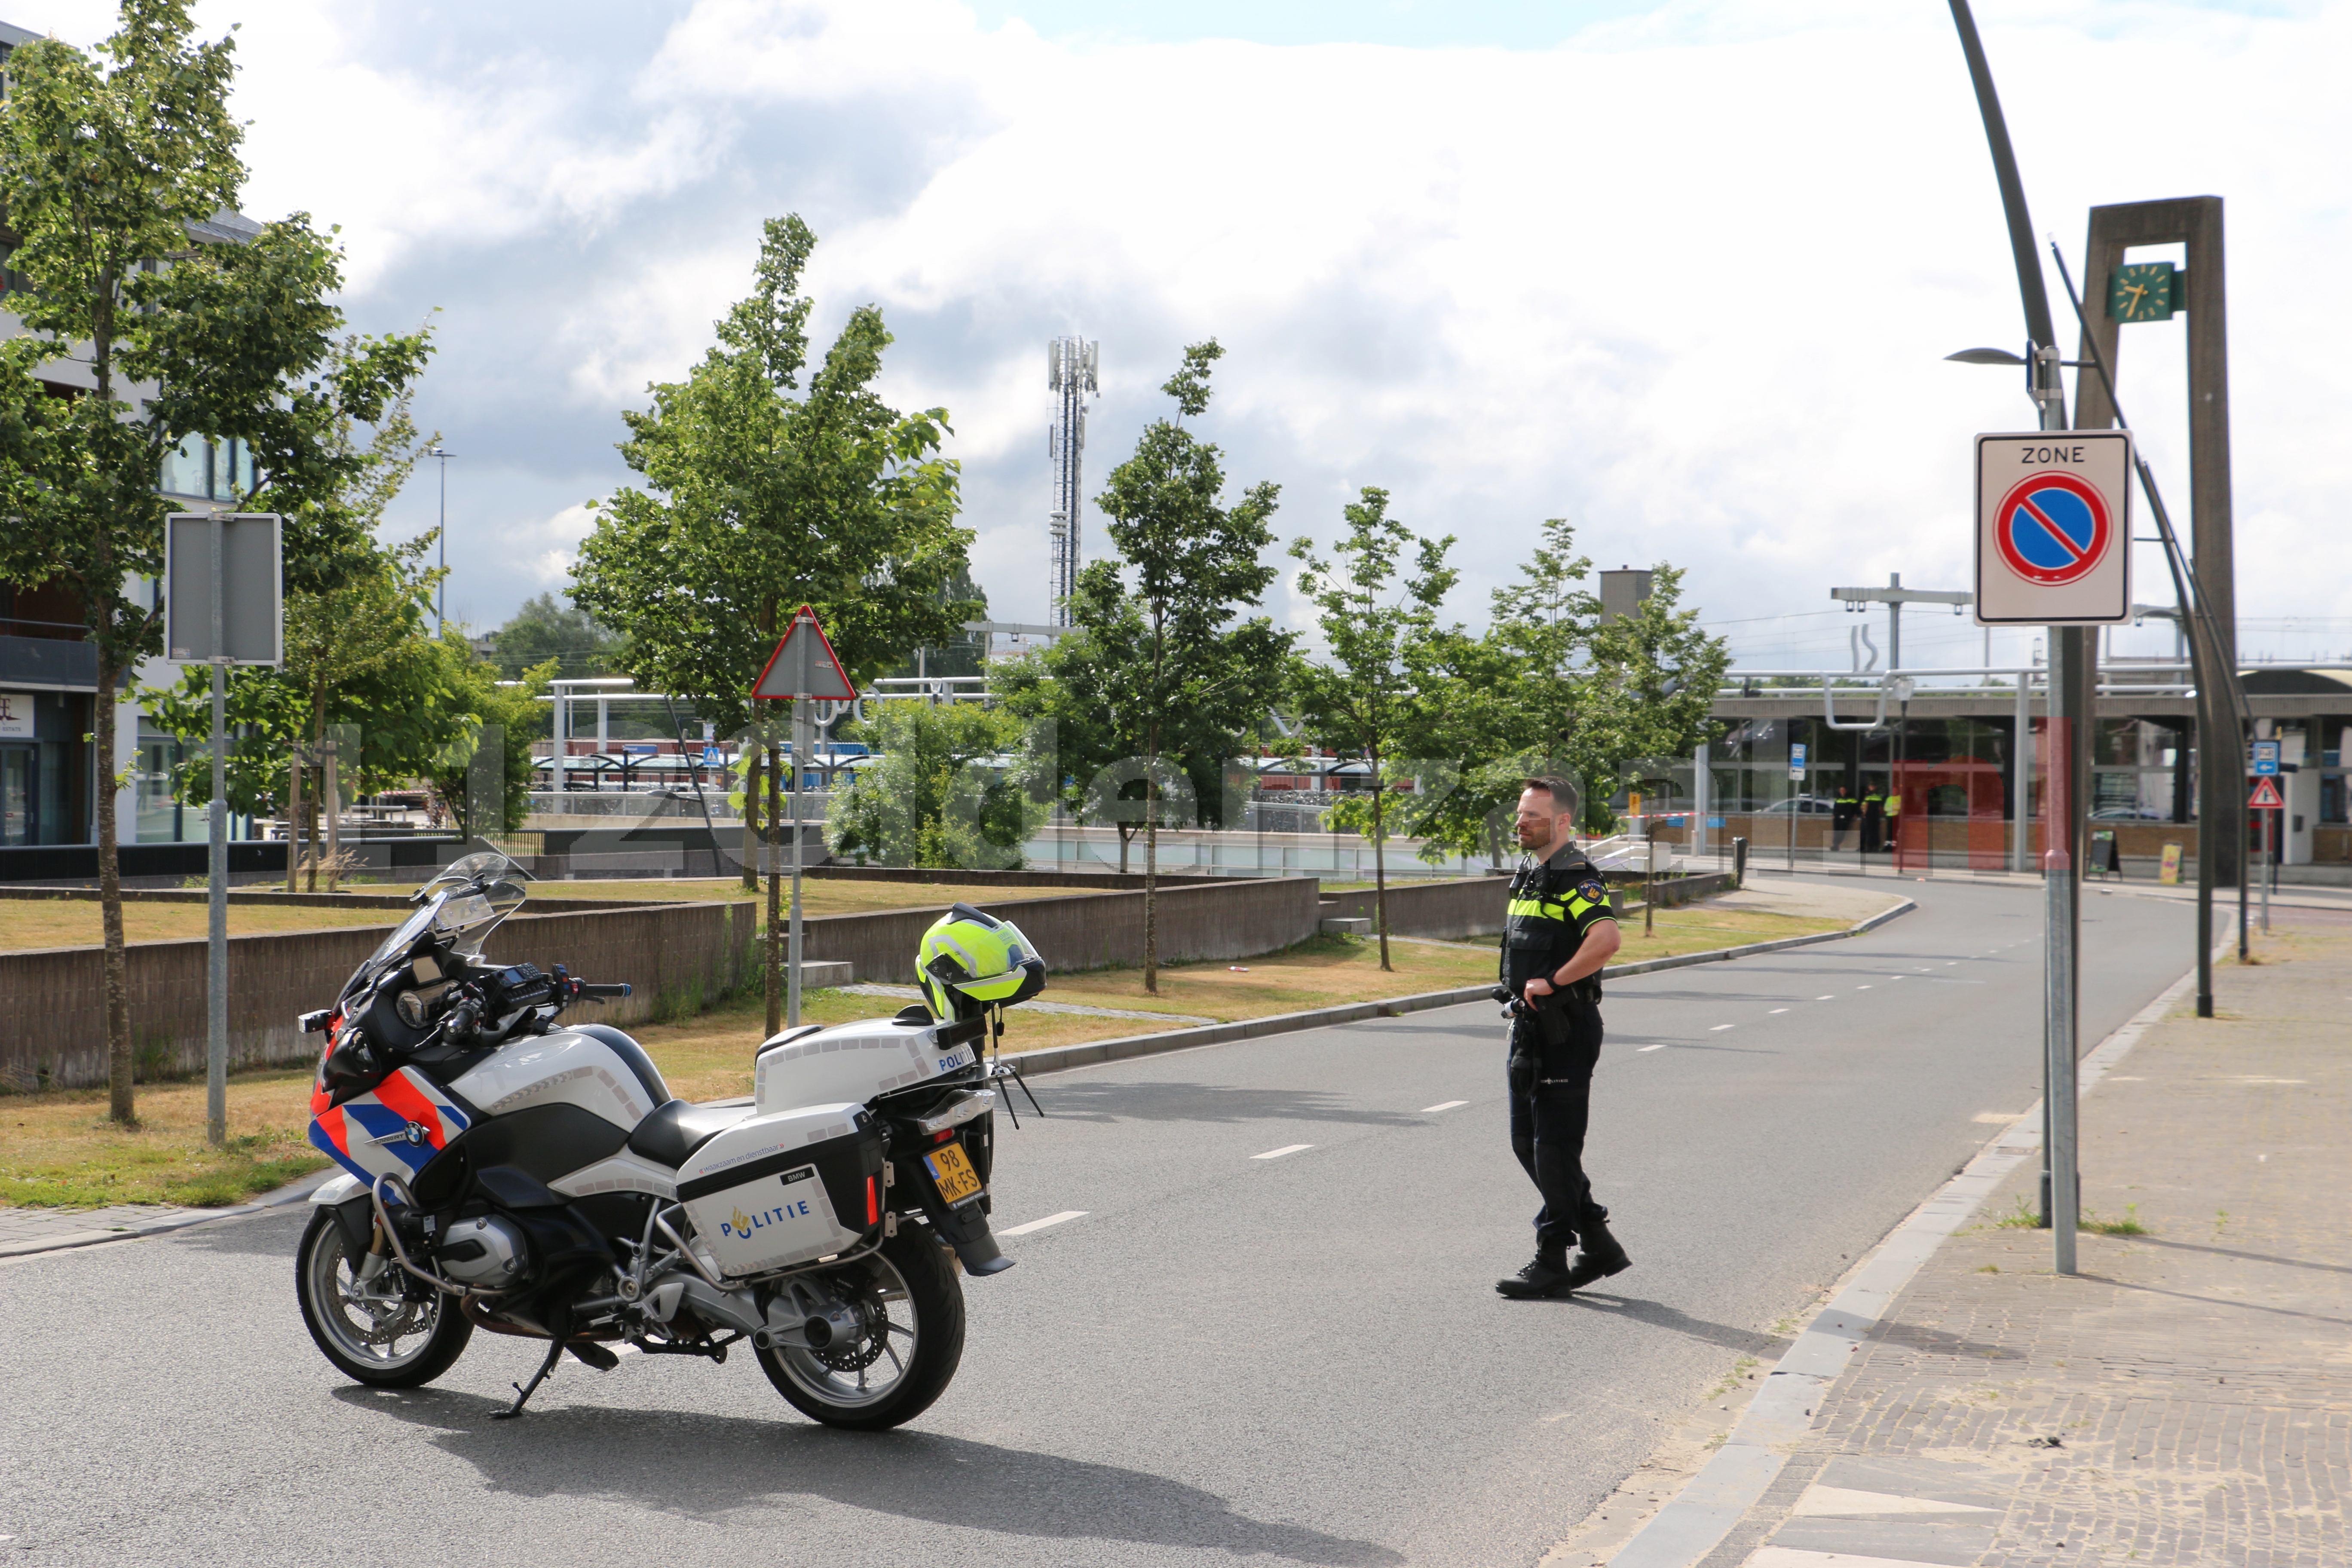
[752,607,859,1030]
[2251,739,2280,777]
[2251,775,2285,934]
[164,514,283,1150]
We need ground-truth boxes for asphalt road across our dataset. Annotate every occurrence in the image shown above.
[0,876,2195,1567]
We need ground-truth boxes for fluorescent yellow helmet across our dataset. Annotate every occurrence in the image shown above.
[917,902,1047,1022]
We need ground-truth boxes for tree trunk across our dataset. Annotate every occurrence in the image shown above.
[741,745,763,891]
[765,730,783,1038]
[305,686,331,891]
[1143,730,1159,995]
[1372,752,1391,971]
[96,646,134,1123]
[285,746,303,894]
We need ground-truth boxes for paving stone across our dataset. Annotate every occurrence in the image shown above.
[1707,906,2352,1568]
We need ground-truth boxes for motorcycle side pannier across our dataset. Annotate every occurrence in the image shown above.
[675,1104,884,1278]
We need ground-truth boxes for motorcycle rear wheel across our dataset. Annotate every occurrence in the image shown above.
[296,1206,473,1387]
[757,1227,965,1430]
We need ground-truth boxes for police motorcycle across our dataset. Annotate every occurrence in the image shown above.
[294,851,1046,1428]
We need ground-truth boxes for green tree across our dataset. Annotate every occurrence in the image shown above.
[570,212,975,922]
[1409,524,1727,860]
[0,1,431,1122]
[824,699,1049,870]
[490,592,623,682]
[1086,341,1290,991]
[418,634,557,841]
[1287,487,1459,971]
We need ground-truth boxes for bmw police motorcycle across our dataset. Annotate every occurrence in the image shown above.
[294,851,1043,1428]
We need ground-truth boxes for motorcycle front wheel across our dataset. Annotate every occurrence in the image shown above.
[757,1226,965,1430]
[295,1206,473,1387]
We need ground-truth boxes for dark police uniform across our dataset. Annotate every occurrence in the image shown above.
[1501,843,1619,1267]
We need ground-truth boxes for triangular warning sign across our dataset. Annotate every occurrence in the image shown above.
[2248,776,2285,809]
[751,606,858,701]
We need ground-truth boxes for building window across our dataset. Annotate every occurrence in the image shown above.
[159,435,254,501]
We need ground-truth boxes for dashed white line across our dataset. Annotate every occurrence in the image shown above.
[1769,1008,1790,1014]
[1421,1100,1469,1113]
[1856,984,1874,990]
[1710,1023,1736,1032]
[1816,995,1836,1001]
[1637,1043,1668,1052]
[1251,1144,1314,1161]
[999,1210,1088,1236]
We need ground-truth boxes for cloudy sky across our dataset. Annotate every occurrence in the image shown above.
[20,0,2351,670]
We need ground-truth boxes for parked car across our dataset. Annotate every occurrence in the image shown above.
[1754,796,1837,816]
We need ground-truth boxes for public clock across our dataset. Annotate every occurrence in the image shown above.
[2109,261,2179,324]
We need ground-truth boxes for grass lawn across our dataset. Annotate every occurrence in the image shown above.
[0,879,1074,953]
[0,1071,328,1208]
[0,899,401,953]
[0,892,1853,1210]
[547,878,1066,916]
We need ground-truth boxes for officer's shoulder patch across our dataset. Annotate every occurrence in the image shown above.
[1577,879,1608,903]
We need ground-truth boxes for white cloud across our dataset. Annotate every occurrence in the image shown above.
[13,0,2347,662]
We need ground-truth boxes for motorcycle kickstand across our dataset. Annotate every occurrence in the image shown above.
[495,1334,567,1420]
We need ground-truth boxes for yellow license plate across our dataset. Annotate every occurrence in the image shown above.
[923,1142,983,1206]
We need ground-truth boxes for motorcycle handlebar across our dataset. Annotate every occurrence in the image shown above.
[576,983,632,1000]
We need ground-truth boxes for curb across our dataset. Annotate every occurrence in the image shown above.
[1010,897,1917,1079]
[0,1166,340,1262]
[1601,943,2211,1568]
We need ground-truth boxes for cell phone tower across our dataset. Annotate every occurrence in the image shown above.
[1047,335,1099,626]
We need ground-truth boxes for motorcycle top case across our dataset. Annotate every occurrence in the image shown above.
[676,1103,883,1277]
[309,1066,471,1186]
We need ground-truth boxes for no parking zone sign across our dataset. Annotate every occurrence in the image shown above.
[1973,432,2132,625]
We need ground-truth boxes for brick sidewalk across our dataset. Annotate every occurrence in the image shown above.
[1697,907,2352,1568]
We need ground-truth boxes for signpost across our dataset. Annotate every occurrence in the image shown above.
[164,514,283,1148]
[1970,429,2133,1278]
[2250,775,2284,933]
[752,607,858,1030]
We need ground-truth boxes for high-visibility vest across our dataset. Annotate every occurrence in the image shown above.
[1885,793,1902,818]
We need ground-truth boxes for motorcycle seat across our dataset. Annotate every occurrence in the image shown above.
[627,1098,755,1170]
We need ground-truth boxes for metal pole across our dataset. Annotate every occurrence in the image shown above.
[2045,627,2083,1273]
[1692,741,1710,861]
[788,696,810,1028]
[1948,0,2076,1275]
[2012,666,2031,873]
[206,516,228,1149]
[2260,809,2271,934]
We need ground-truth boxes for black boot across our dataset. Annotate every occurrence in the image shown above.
[1561,1223,1631,1291]
[1496,1245,1574,1299]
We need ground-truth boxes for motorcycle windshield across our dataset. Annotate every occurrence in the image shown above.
[339,851,532,1001]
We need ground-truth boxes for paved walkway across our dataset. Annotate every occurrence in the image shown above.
[1691,904,2352,1568]
[0,1171,337,1259]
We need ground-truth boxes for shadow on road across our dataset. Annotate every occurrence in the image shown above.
[1029,1080,1427,1130]
[1536,1293,1786,1357]
[333,1385,1404,1565]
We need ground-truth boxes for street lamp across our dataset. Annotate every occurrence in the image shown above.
[431,446,453,634]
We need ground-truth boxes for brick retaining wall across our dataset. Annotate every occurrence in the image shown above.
[0,879,1322,1092]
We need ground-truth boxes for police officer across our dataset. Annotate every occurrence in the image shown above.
[1859,779,1886,854]
[1495,777,1631,1300]
[1882,781,1903,854]
[1832,779,1859,853]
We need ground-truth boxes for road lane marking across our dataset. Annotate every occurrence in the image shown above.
[1769,1008,1790,1014]
[999,1210,1088,1236]
[1710,1024,1736,1032]
[1251,1145,1314,1161]
[1856,984,1873,989]
[1637,1043,1668,1052]
[1816,995,1835,1001]
[1421,1100,1469,1113]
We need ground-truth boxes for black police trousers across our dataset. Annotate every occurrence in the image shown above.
[1507,994,1609,1253]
